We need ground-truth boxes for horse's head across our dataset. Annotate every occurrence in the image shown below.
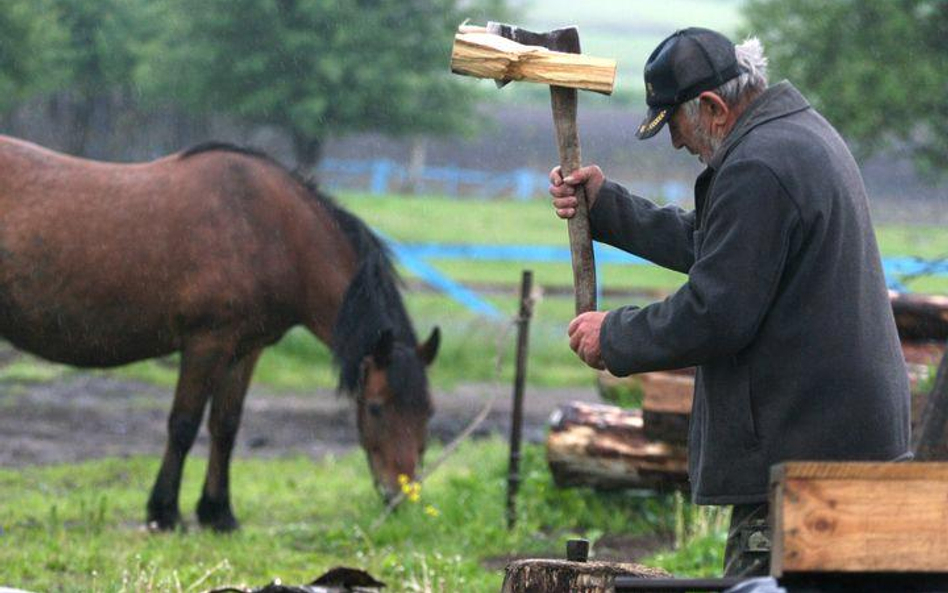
[356,326,440,502]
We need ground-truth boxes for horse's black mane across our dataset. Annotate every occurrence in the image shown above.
[180,141,424,406]
[179,141,273,162]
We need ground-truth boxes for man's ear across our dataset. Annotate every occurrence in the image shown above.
[698,91,730,128]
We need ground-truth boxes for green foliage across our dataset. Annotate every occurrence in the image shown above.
[0,440,715,591]
[743,0,948,175]
[44,0,155,95]
[648,531,726,577]
[598,376,644,408]
[138,0,488,164]
[0,1,69,111]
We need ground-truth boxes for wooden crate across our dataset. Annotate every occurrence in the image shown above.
[771,462,948,575]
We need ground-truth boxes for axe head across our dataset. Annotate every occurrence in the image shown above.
[486,22,581,88]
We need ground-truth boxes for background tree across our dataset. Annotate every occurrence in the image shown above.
[139,0,508,169]
[0,0,158,155]
[744,0,948,177]
[0,1,69,115]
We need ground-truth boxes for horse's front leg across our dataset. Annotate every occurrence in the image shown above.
[147,336,234,531]
[196,348,261,532]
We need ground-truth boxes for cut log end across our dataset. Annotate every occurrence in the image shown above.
[502,559,669,593]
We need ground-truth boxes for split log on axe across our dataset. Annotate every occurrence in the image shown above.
[450,22,617,314]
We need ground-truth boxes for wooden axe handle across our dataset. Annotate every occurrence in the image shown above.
[550,85,597,315]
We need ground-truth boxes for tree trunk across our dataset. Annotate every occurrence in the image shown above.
[292,131,322,174]
[402,136,427,194]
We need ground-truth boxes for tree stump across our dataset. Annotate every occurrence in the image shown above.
[502,559,668,593]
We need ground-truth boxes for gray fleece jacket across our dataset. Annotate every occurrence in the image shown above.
[590,81,911,504]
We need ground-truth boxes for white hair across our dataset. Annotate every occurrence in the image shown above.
[681,37,769,122]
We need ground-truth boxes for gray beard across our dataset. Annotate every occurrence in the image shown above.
[694,124,724,164]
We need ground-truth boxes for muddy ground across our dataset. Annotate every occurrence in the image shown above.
[0,367,599,468]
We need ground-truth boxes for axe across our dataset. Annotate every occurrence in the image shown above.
[451,23,617,314]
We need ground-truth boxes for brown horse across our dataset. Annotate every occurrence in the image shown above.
[0,135,439,531]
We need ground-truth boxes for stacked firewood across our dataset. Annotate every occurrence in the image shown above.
[547,292,948,491]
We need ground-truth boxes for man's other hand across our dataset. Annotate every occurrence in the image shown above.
[549,165,605,219]
[568,311,607,370]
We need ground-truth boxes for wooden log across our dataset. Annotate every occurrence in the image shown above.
[890,292,948,342]
[639,371,694,444]
[502,559,668,593]
[640,371,693,414]
[770,462,948,576]
[546,401,688,491]
[450,27,617,94]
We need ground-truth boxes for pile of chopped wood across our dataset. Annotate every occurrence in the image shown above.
[547,292,948,492]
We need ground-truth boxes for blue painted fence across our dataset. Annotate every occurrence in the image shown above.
[384,239,948,318]
[320,158,549,200]
[320,157,692,203]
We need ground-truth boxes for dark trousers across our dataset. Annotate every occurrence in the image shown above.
[723,502,771,577]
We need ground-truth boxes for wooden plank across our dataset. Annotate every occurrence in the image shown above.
[772,461,948,481]
[771,462,948,575]
[450,28,617,94]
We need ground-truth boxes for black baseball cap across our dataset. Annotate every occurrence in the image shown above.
[636,27,741,140]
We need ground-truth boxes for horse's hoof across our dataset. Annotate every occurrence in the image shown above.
[197,495,240,533]
[206,515,240,533]
[145,514,181,532]
[146,504,182,532]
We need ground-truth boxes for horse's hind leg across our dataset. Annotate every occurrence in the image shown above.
[147,336,234,530]
[196,348,261,532]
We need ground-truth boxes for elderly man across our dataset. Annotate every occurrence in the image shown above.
[549,27,911,576]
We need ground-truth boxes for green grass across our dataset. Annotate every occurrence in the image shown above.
[339,192,948,253]
[339,192,948,291]
[0,358,72,384]
[0,440,721,591]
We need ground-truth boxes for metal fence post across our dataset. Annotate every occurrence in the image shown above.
[507,270,534,529]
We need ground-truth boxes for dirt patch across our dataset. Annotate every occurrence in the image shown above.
[0,369,600,468]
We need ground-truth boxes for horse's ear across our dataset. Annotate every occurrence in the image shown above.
[372,329,394,367]
[418,326,440,366]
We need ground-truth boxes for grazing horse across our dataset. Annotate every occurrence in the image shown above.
[0,136,439,531]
